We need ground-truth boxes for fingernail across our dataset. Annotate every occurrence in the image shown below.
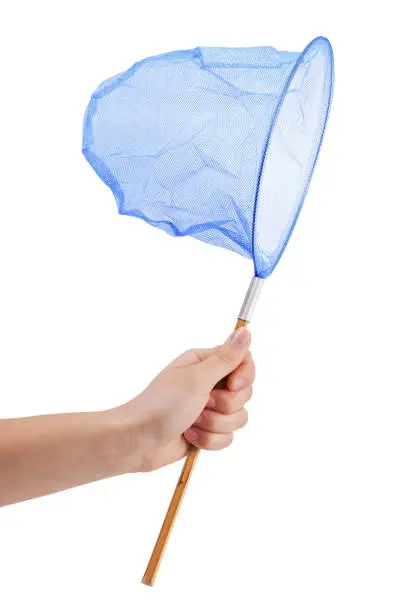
[230,376,245,391]
[227,327,250,349]
[206,396,216,409]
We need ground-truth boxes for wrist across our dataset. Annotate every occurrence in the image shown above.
[101,397,159,474]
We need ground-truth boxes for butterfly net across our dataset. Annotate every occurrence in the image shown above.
[83,37,333,278]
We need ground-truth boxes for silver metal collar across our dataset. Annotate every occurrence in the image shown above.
[238,276,264,322]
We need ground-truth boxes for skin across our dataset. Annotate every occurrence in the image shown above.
[0,328,254,506]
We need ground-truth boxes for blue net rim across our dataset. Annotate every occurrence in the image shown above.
[252,36,334,279]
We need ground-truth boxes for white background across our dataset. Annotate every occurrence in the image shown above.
[0,1,407,610]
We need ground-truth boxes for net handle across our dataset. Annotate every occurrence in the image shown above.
[141,317,249,587]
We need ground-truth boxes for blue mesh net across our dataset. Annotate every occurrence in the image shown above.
[83,37,333,279]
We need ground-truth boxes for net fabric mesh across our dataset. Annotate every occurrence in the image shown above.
[83,37,333,278]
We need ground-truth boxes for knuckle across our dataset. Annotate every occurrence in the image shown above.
[246,353,256,378]
[233,409,248,431]
[241,408,249,427]
[216,346,235,366]
[222,433,234,449]
[223,397,236,414]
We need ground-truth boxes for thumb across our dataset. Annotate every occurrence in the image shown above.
[193,327,251,391]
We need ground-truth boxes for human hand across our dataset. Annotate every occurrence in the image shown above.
[116,327,254,472]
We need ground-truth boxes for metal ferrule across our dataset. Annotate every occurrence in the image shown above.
[238,276,264,322]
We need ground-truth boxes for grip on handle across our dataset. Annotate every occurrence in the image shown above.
[141,318,249,587]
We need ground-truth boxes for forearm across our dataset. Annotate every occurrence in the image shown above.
[0,408,141,506]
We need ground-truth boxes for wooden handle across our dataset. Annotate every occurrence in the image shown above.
[141,318,249,586]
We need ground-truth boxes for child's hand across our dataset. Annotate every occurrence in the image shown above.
[117,327,254,472]
[0,328,253,505]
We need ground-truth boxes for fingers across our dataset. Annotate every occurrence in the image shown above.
[226,350,255,392]
[191,328,251,391]
[194,406,249,434]
[184,427,233,451]
[184,396,250,449]
[208,386,252,414]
